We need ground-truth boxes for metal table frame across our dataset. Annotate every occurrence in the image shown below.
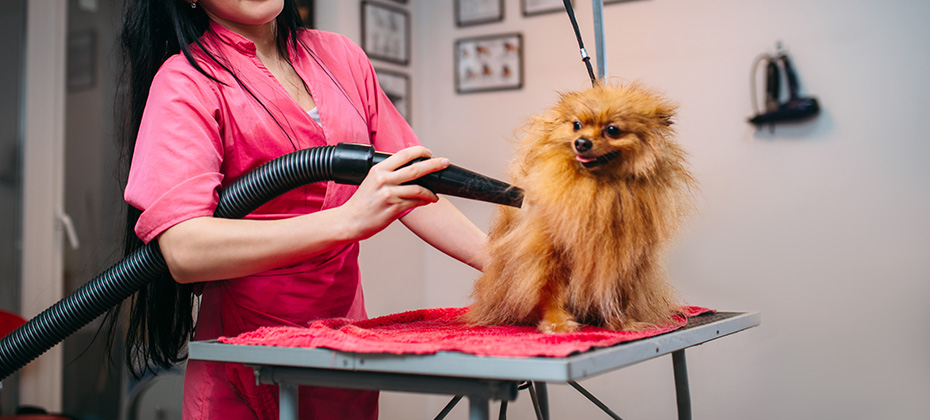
[188,311,760,420]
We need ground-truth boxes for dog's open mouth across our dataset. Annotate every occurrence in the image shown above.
[576,151,621,168]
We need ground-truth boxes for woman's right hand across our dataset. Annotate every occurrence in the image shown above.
[339,146,450,241]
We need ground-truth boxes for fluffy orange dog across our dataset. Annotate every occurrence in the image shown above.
[466,82,696,333]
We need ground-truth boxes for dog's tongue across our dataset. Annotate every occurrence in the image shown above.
[575,155,597,164]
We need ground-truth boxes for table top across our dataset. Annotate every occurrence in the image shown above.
[188,311,760,383]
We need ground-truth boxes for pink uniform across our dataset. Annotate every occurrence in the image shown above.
[125,22,419,420]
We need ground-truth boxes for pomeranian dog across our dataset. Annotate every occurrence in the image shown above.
[466,82,696,333]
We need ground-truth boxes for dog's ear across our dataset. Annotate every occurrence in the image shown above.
[653,100,678,127]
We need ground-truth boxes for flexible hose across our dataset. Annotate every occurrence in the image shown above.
[0,143,522,382]
[215,145,336,219]
[0,145,336,382]
[0,242,168,382]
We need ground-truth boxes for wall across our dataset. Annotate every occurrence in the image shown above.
[0,1,25,415]
[0,0,25,327]
[327,0,930,419]
[18,0,67,412]
[61,0,126,418]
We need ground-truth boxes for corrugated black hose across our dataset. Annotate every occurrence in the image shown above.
[0,143,523,382]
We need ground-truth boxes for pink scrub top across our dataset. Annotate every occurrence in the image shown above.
[125,23,419,420]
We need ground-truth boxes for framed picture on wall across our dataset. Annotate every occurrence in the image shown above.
[362,1,409,65]
[376,68,411,123]
[605,0,643,4]
[455,33,523,94]
[522,0,569,16]
[455,0,504,27]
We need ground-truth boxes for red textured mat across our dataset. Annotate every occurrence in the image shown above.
[219,306,713,358]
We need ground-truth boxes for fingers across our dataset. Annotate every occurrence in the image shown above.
[392,183,440,204]
[339,146,452,241]
[394,156,450,185]
[372,146,450,185]
[361,181,439,212]
[377,146,433,171]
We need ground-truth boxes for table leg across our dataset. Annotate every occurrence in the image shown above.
[435,395,463,420]
[468,395,490,420]
[279,382,298,420]
[672,349,691,420]
[568,381,623,420]
[534,382,549,420]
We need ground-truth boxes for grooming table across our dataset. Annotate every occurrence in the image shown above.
[188,311,759,420]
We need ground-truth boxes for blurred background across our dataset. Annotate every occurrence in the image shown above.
[2,0,927,419]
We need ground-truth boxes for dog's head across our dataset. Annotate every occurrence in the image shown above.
[538,83,678,178]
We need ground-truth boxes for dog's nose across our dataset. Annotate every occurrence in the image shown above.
[574,138,593,153]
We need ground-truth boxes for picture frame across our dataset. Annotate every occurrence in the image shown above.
[455,33,523,94]
[375,68,411,123]
[522,0,569,17]
[455,0,504,27]
[605,0,642,3]
[362,1,409,65]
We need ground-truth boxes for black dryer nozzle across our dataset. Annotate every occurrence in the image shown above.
[330,143,524,208]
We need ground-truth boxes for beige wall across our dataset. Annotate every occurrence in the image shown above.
[12,0,929,418]
[320,0,930,419]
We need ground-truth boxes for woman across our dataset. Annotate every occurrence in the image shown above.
[115,0,487,418]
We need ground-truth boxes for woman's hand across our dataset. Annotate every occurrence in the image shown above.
[340,146,450,240]
[158,146,450,283]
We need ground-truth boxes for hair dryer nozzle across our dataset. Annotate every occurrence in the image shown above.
[330,143,524,207]
[404,159,525,208]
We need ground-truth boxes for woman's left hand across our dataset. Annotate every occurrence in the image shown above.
[338,146,451,241]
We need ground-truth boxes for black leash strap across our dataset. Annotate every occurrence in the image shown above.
[563,0,598,85]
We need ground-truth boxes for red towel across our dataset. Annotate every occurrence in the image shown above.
[219,306,712,358]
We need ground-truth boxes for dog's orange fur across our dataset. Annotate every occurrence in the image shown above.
[466,82,696,333]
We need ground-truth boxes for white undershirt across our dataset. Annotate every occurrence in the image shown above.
[308,107,321,125]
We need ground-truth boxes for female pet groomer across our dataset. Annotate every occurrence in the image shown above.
[116,0,487,419]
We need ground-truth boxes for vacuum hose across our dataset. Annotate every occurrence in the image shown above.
[0,143,523,382]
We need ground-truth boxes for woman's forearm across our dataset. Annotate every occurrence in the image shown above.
[158,209,354,283]
[157,146,451,283]
[400,198,489,271]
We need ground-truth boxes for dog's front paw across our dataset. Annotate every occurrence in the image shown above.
[538,317,580,334]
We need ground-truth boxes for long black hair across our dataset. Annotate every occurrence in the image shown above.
[109,0,306,378]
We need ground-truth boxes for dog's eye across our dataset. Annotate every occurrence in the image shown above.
[572,121,582,132]
[604,125,623,139]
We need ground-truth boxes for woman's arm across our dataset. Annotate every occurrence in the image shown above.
[400,198,489,272]
[159,146,449,283]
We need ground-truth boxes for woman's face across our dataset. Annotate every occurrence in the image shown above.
[197,0,284,32]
